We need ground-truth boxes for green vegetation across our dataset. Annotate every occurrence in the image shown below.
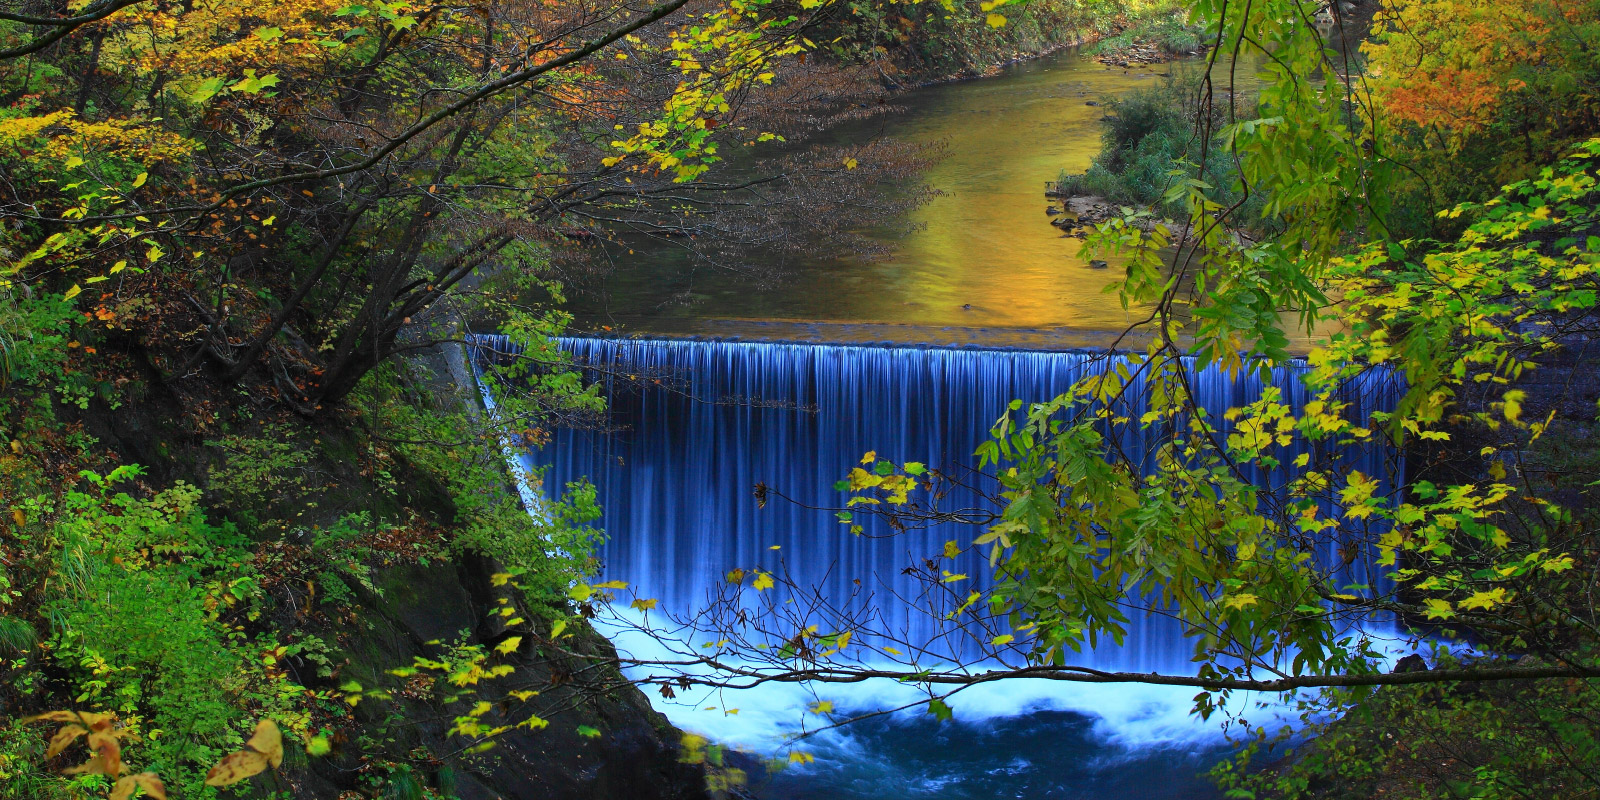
[1084,4,1202,57]
[1054,70,1270,225]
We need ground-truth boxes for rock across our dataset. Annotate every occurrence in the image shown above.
[1393,654,1430,674]
[1046,206,1063,216]
[1088,260,1109,270]
[1084,100,1099,107]
[961,303,973,310]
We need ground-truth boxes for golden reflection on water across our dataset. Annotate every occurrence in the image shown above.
[571,49,1283,345]
[845,55,1152,332]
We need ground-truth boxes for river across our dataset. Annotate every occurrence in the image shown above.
[565,47,1188,347]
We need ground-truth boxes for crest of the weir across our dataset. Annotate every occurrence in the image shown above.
[472,335,1402,673]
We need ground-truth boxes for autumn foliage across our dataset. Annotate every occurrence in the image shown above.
[23,712,284,798]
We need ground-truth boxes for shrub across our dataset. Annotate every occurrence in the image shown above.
[1059,70,1272,227]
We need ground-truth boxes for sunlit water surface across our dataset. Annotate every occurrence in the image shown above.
[567,48,1190,344]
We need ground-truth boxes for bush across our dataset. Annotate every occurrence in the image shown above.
[1058,70,1272,226]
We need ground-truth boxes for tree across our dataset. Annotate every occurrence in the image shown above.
[0,0,1003,412]
[1362,0,1600,236]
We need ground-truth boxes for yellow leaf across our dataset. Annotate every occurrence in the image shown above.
[1542,555,1576,573]
[752,571,775,591]
[550,620,568,639]
[860,451,876,465]
[494,636,522,655]
[808,700,833,714]
[490,572,514,586]
[248,719,284,768]
[990,634,1014,646]
[1422,598,1455,620]
[64,284,83,300]
[131,172,147,188]
[1223,593,1259,610]
[789,751,815,764]
[985,12,1007,27]
[1460,588,1509,611]
[630,597,659,611]
[1502,390,1525,423]
[593,580,629,590]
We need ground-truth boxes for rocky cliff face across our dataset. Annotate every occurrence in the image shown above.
[56,338,720,800]
[303,556,715,800]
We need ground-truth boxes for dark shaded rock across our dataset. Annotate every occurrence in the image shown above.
[1392,654,1430,674]
[317,557,718,800]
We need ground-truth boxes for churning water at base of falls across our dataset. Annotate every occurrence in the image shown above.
[473,334,1404,798]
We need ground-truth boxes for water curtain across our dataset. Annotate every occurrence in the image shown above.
[471,335,1403,675]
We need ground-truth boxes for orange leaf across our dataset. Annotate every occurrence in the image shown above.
[22,711,82,724]
[204,719,283,786]
[46,724,87,758]
[24,710,115,727]
[63,733,123,777]
[204,750,270,786]
[110,773,167,800]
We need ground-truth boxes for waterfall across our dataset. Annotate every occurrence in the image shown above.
[471,335,1403,678]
